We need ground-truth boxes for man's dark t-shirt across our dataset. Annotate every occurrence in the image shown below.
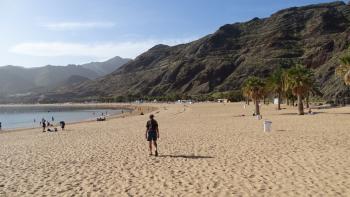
[146,119,158,132]
[146,119,158,141]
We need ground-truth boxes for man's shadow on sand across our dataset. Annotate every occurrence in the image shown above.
[158,155,214,159]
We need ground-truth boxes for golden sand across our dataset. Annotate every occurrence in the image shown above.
[0,103,349,196]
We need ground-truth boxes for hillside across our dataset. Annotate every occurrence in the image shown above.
[0,56,130,103]
[0,65,98,95]
[12,1,350,102]
[81,56,131,76]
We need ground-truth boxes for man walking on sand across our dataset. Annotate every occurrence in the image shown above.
[146,114,159,156]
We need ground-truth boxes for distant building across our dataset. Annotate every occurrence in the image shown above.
[217,99,228,103]
[177,100,193,104]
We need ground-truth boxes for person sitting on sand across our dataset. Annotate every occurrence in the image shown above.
[308,108,314,115]
[60,121,65,131]
[145,114,159,156]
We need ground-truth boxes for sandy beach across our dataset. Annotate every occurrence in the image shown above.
[0,102,349,196]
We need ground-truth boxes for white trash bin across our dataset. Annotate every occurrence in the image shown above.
[264,120,272,132]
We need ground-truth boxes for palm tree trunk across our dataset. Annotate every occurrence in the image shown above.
[255,99,260,115]
[297,94,304,115]
[306,93,310,108]
[277,92,281,110]
[263,96,266,105]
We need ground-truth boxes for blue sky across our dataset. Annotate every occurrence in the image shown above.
[0,0,334,67]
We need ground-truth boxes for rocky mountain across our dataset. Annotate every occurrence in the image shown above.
[59,75,91,87]
[0,56,130,102]
[80,56,131,76]
[9,1,350,103]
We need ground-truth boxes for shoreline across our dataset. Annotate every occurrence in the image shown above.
[0,103,158,134]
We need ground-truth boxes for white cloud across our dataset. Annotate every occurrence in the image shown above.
[42,22,115,31]
[9,38,195,59]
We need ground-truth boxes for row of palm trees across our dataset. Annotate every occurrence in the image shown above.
[243,55,350,116]
[242,64,316,116]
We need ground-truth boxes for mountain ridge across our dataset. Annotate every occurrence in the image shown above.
[0,56,131,102]
[4,1,350,103]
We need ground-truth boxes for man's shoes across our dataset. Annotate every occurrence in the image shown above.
[155,150,158,157]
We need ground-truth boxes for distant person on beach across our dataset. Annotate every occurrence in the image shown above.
[145,114,159,156]
[60,121,65,130]
[42,121,46,132]
[0,122,2,130]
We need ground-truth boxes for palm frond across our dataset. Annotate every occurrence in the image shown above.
[283,64,315,97]
[345,70,350,85]
[336,55,350,85]
[242,76,266,100]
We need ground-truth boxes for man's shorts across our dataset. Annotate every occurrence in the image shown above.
[147,131,157,141]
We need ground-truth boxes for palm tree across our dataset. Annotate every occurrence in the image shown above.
[306,84,323,108]
[284,65,315,115]
[336,56,350,85]
[284,88,296,108]
[267,67,284,110]
[242,76,266,115]
[242,85,250,105]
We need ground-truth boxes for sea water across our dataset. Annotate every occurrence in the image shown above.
[0,105,128,130]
